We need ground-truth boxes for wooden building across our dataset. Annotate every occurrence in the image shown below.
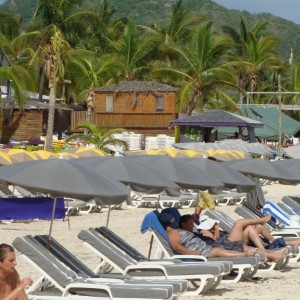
[70,81,178,137]
[0,103,71,144]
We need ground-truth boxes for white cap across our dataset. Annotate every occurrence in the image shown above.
[196,215,220,230]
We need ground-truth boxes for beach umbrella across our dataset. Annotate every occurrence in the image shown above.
[0,159,129,238]
[34,150,58,160]
[0,152,13,165]
[126,155,224,194]
[74,147,108,157]
[179,157,255,192]
[2,149,38,163]
[273,158,300,173]
[223,159,300,208]
[57,152,79,159]
[71,156,180,197]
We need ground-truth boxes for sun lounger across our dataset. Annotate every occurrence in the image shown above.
[129,191,197,209]
[282,196,300,212]
[12,235,177,300]
[235,205,300,237]
[205,210,296,268]
[78,228,225,295]
[141,210,261,284]
[33,235,188,296]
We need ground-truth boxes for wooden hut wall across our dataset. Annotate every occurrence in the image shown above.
[0,110,42,143]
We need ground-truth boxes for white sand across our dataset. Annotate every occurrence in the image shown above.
[1,183,300,300]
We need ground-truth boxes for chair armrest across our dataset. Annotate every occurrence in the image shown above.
[171,254,207,262]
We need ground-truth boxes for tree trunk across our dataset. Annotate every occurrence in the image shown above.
[44,71,56,152]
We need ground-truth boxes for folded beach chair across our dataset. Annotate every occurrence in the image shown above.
[141,210,261,284]
[78,228,226,296]
[205,210,297,267]
[12,235,177,300]
[33,235,188,296]
[277,202,300,216]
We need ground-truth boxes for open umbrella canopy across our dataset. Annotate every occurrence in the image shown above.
[125,148,204,158]
[178,157,255,192]
[2,149,38,163]
[74,147,108,157]
[34,150,59,160]
[273,158,300,173]
[0,152,13,165]
[72,156,180,196]
[126,155,224,193]
[0,159,129,204]
[223,158,300,184]
[57,152,79,159]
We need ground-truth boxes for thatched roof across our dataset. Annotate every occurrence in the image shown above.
[94,81,178,93]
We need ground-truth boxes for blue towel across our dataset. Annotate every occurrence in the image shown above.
[263,201,290,226]
[0,197,65,221]
[140,210,169,241]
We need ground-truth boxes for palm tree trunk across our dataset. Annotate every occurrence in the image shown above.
[45,75,56,152]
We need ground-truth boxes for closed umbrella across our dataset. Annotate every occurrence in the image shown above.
[126,155,224,194]
[72,156,180,196]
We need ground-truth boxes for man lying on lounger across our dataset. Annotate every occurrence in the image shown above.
[159,213,287,263]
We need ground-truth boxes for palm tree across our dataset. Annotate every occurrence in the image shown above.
[140,0,204,62]
[65,122,128,152]
[223,17,281,103]
[108,21,156,81]
[153,21,236,114]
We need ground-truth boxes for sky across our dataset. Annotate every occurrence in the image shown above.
[213,0,300,24]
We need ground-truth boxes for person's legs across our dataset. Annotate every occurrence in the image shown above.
[242,225,267,249]
[243,245,287,263]
[227,215,271,242]
[253,224,276,243]
[208,247,251,258]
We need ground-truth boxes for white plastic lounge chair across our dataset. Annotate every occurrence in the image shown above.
[33,235,188,296]
[141,211,262,284]
[12,235,177,300]
[129,191,197,209]
[78,228,226,296]
[205,210,296,268]
[235,205,300,237]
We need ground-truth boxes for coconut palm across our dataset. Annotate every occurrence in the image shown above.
[65,122,128,152]
[153,21,236,114]
[223,17,281,103]
[140,0,204,62]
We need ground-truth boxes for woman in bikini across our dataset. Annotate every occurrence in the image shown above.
[0,244,32,300]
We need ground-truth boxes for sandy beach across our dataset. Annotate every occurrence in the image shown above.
[1,182,300,300]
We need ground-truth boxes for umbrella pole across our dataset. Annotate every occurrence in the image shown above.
[105,205,111,228]
[47,197,57,249]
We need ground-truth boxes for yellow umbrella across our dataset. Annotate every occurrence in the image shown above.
[57,152,79,160]
[34,150,59,160]
[0,152,13,165]
[2,149,38,163]
[126,148,195,158]
[74,147,108,157]
[206,149,248,161]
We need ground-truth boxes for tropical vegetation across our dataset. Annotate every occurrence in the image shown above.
[1,0,300,150]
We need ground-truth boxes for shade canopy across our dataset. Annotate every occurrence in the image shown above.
[72,156,180,196]
[0,159,129,204]
[178,157,255,192]
[223,158,300,184]
[126,155,224,193]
